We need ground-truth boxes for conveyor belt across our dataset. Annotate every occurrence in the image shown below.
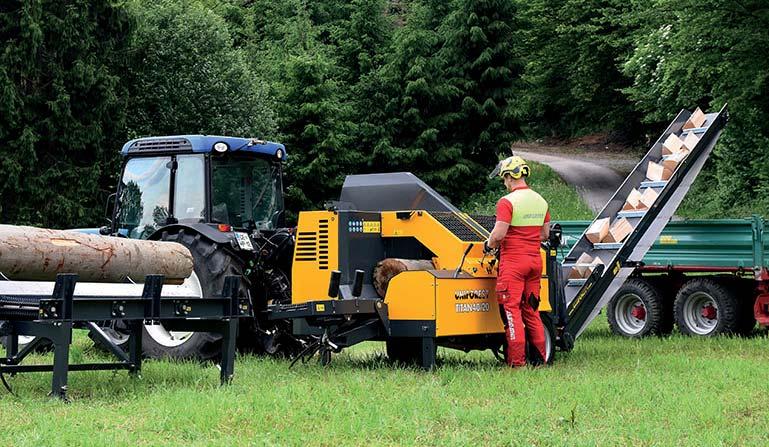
[562,105,729,339]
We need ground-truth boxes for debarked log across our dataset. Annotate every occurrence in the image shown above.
[0,225,193,283]
[372,258,435,297]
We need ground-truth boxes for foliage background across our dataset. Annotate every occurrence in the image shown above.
[1,0,767,227]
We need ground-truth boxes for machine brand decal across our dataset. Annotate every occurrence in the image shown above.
[454,289,489,300]
[347,219,381,234]
[568,282,592,316]
[454,289,491,313]
[659,235,678,245]
[455,302,491,313]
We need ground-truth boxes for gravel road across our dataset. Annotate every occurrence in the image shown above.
[514,148,640,213]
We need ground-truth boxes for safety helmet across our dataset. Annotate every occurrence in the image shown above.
[490,155,530,179]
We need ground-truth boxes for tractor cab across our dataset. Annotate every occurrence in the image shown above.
[112,135,286,239]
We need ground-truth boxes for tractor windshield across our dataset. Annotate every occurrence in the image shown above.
[211,155,282,230]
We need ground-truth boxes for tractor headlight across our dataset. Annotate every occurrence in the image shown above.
[276,149,284,160]
[213,142,229,153]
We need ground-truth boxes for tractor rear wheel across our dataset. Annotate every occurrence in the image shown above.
[141,230,249,360]
[1,335,52,353]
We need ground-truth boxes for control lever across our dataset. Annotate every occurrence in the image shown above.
[352,270,364,298]
[328,270,342,299]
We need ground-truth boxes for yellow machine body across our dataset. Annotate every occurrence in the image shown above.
[291,209,551,339]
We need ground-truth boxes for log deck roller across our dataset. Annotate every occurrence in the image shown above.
[269,106,729,368]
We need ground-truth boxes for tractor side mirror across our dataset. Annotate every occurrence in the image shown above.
[104,192,117,224]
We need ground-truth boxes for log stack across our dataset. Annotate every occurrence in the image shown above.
[0,225,193,283]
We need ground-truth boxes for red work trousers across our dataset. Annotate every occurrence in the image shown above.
[496,254,546,367]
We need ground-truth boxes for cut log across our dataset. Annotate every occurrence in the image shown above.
[585,217,610,244]
[570,253,594,279]
[683,107,706,130]
[663,151,688,172]
[662,133,686,156]
[682,132,700,151]
[373,258,435,297]
[646,161,673,182]
[602,218,634,243]
[639,188,659,209]
[623,189,643,211]
[0,225,193,283]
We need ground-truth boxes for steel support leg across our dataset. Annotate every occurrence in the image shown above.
[50,322,72,400]
[127,320,143,376]
[219,319,237,385]
[420,337,436,371]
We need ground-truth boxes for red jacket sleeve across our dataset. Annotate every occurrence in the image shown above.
[495,198,513,224]
[544,209,551,223]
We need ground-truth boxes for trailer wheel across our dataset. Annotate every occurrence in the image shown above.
[141,230,248,360]
[674,278,738,336]
[607,279,664,338]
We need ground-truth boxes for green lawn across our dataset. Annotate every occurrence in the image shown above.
[1,318,768,446]
[4,163,767,446]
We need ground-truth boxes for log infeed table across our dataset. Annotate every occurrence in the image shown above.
[0,274,250,400]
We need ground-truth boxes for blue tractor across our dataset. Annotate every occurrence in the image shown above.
[98,135,298,359]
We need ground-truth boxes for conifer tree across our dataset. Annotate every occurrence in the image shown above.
[0,0,132,227]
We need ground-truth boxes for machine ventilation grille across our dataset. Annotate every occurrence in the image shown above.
[295,232,317,261]
[469,214,496,233]
[129,138,192,152]
[431,212,486,242]
[318,219,329,270]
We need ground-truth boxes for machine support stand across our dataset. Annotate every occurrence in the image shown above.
[127,320,143,377]
[219,318,237,385]
[50,322,72,401]
[421,337,436,371]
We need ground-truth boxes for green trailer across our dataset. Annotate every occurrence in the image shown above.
[556,215,769,337]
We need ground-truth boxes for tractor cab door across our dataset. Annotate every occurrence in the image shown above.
[115,154,205,239]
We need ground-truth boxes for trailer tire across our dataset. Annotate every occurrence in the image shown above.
[141,230,248,361]
[674,278,738,336]
[607,279,665,338]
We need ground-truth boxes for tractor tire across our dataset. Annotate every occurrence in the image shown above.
[140,230,249,360]
[87,320,131,353]
[674,278,739,337]
[236,266,304,357]
[0,335,52,353]
[607,278,666,338]
[386,337,436,368]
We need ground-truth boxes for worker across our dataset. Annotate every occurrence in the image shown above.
[485,155,550,367]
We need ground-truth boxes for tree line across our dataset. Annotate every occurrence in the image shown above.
[1,0,767,228]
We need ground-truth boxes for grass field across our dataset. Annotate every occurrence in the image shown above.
[1,317,768,446]
[3,162,767,446]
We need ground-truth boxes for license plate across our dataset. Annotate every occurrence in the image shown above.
[234,232,254,250]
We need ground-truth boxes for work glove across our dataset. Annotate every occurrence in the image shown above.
[483,240,496,255]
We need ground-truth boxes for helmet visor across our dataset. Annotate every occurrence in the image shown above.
[488,160,503,179]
